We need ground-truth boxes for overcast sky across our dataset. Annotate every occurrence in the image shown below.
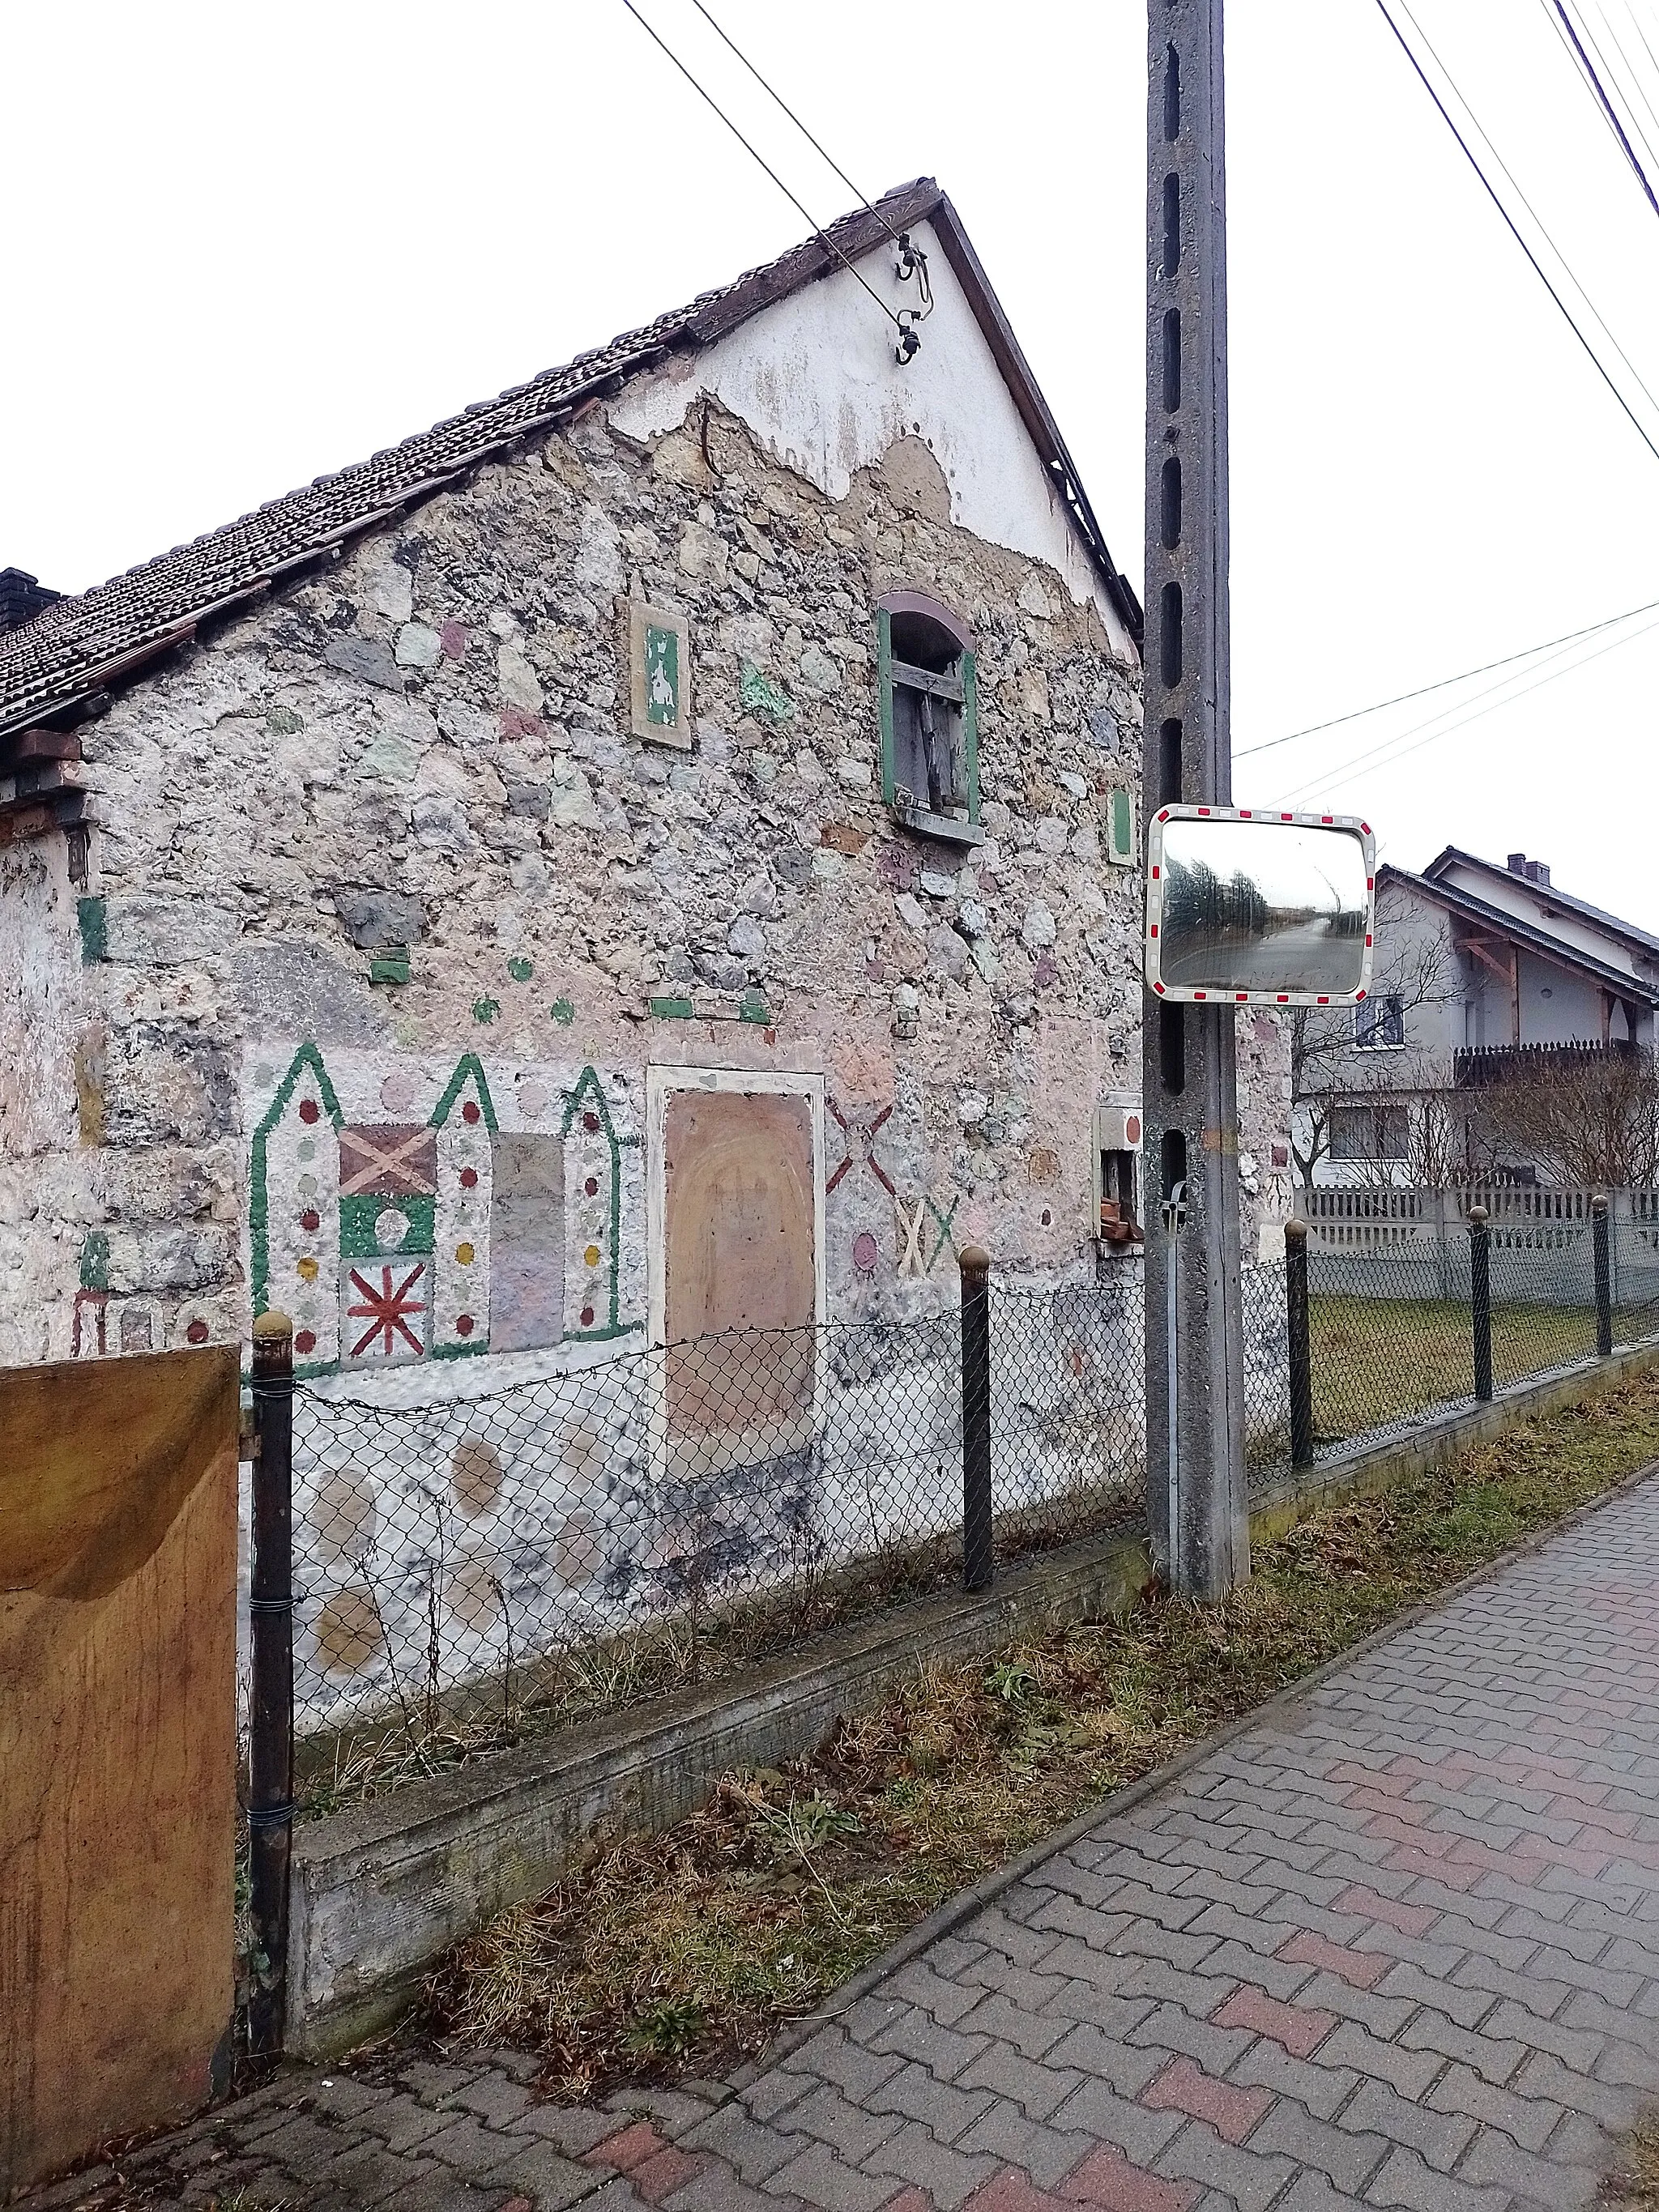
[6,2,1658,925]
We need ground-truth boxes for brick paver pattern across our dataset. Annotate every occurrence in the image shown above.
[36,1480,1659,2212]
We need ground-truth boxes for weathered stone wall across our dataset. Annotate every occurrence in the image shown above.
[7,390,1290,1376]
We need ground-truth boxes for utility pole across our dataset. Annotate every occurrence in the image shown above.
[1141,0,1250,1600]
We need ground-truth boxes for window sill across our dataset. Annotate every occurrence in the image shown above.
[890,800,984,847]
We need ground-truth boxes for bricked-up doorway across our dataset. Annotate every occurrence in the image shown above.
[649,1070,825,1474]
[0,1345,239,2196]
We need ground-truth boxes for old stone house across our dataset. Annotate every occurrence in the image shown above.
[0,178,1291,1396]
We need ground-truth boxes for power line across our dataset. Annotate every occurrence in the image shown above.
[1399,0,1659,424]
[1551,0,1659,220]
[687,0,893,241]
[1272,609,1659,803]
[1235,593,1659,758]
[1375,0,1659,466]
[1580,0,1659,173]
[618,0,905,334]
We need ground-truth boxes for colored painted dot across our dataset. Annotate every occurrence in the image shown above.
[455,1313,475,1336]
[584,1244,601,1268]
[375,1208,410,1251]
[296,1140,316,1163]
[296,1256,319,1283]
[297,1174,318,1198]
[582,1111,599,1133]
[186,1318,209,1345]
[301,1208,320,1233]
[463,1101,481,1124]
[295,1328,317,1355]
[507,955,534,982]
[579,1306,595,1328]
[460,1167,479,1189]
[455,1242,476,1265]
[299,1098,320,1124]
[584,1176,599,1197]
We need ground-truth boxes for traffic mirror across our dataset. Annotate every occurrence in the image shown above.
[1144,805,1375,1006]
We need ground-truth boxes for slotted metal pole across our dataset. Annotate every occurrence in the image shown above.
[249,1309,296,2058]
[1142,0,1250,1598]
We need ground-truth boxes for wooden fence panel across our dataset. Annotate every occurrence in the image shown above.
[1,1345,238,2195]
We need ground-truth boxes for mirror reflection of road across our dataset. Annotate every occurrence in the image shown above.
[1164,914,1366,995]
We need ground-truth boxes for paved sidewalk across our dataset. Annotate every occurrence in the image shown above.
[36,1477,1659,2212]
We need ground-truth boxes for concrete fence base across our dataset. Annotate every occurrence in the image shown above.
[285,1332,1659,2059]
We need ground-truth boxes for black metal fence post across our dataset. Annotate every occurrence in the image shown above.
[1285,1219,1315,1469]
[958,1246,994,1593]
[1593,1191,1614,1357]
[1469,1205,1493,1403]
[249,1310,296,2059]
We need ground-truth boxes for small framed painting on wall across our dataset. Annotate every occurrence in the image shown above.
[627,599,692,749]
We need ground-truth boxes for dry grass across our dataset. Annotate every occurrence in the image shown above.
[425,1361,1659,2097]
[1602,2108,1659,2212]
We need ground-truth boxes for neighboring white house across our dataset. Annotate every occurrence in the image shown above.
[1293,846,1659,1187]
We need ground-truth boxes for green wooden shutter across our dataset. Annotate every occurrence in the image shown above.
[876,607,896,806]
[962,648,980,822]
[1111,786,1133,864]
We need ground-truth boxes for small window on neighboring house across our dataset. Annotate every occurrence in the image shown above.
[877,592,982,845]
[1355,994,1405,1050]
[1331,1102,1410,1160]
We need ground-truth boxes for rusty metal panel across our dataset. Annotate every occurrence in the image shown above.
[663,1090,816,1454]
[0,1345,238,2195]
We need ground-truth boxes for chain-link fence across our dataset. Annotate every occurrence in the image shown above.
[271,1220,1659,1809]
[289,1282,1162,1803]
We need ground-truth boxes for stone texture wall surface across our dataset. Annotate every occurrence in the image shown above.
[3,389,1290,1380]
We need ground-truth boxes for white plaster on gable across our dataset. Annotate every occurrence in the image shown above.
[610,220,1133,653]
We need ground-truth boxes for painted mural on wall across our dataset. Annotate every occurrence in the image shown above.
[248,1044,642,1377]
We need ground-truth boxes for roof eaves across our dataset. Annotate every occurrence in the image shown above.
[1384,866,1659,1006]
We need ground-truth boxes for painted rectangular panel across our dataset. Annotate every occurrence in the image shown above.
[340,1258,429,1362]
[489,1134,565,1353]
[0,1346,237,2193]
[663,1089,816,1455]
[339,1123,438,1196]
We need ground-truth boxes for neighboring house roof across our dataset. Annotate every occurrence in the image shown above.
[1378,861,1659,1010]
[1421,844,1659,968]
[0,180,1141,745]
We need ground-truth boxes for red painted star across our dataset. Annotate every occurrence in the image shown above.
[346,1263,426,1358]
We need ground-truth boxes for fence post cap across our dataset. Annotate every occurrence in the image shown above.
[957,1244,991,1280]
[1593,1191,1610,1216]
[252,1309,294,1340]
[1468,1204,1489,1225]
[1284,1217,1308,1247]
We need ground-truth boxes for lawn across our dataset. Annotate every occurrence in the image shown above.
[1310,1293,1598,1443]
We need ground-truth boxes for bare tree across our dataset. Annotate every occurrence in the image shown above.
[1289,931,1461,1189]
[1472,1050,1659,1187]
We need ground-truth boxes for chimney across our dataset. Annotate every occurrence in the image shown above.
[1534,863,1550,886]
[0,569,61,635]
[1508,852,1528,876]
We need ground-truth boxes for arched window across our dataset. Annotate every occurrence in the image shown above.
[876,591,982,845]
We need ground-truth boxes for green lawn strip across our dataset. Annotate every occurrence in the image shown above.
[1310,1294,1596,1441]
[426,1364,1659,2099]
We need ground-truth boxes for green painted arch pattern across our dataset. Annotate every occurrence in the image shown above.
[250,1042,346,1317]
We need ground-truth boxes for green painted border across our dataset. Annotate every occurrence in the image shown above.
[250,1042,345,1315]
[430,1052,499,1134]
[560,1065,626,1337]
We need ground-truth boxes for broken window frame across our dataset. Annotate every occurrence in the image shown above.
[876,590,983,846]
